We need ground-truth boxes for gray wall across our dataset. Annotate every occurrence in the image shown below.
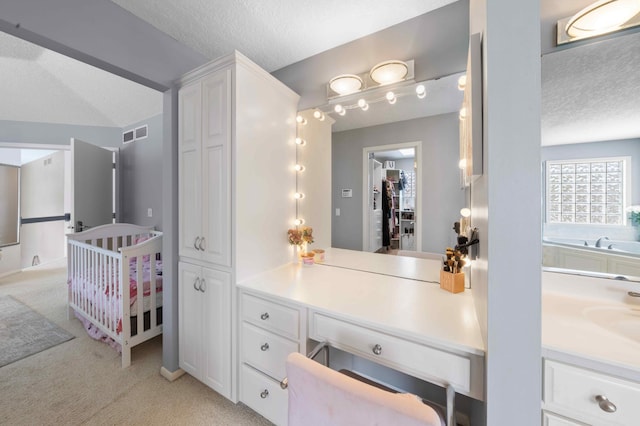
[0,120,122,148]
[332,113,464,253]
[120,114,163,230]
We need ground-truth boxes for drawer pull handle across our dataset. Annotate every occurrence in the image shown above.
[193,278,200,291]
[260,389,269,399]
[372,344,382,355]
[194,236,201,250]
[261,343,270,352]
[595,395,617,413]
[260,312,270,320]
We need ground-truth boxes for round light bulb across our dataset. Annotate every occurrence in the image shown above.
[294,192,305,199]
[386,91,396,104]
[313,110,325,121]
[460,208,471,218]
[459,158,467,169]
[294,218,305,226]
[294,164,305,172]
[459,106,467,120]
[458,75,467,91]
[295,137,306,146]
[415,84,426,99]
[357,99,369,111]
[334,104,346,116]
[296,115,307,125]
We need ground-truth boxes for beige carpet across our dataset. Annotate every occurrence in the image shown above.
[0,260,272,426]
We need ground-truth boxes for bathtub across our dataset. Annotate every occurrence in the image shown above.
[543,237,640,278]
[543,237,640,256]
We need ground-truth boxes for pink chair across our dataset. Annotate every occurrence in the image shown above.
[285,349,449,426]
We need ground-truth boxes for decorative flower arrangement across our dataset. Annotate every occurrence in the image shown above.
[627,205,640,226]
[287,226,314,248]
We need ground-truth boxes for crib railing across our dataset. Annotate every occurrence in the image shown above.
[67,224,163,361]
[68,240,124,341]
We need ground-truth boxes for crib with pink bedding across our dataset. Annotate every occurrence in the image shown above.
[67,223,163,367]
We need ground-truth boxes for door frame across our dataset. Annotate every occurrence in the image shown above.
[362,141,422,252]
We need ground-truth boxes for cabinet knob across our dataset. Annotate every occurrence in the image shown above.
[261,343,270,352]
[260,312,270,320]
[194,236,201,250]
[199,237,206,251]
[193,278,200,291]
[372,344,382,355]
[595,395,617,413]
[199,278,206,293]
[260,389,269,399]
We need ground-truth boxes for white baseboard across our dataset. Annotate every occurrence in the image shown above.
[160,366,186,382]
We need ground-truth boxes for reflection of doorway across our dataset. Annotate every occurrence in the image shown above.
[362,141,422,253]
[0,141,118,272]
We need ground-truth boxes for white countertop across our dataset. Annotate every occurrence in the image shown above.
[542,271,640,381]
[237,252,484,357]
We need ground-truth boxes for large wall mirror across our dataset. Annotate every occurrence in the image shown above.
[0,164,20,247]
[276,1,472,263]
[541,29,640,282]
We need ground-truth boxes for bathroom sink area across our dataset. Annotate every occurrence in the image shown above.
[583,305,640,344]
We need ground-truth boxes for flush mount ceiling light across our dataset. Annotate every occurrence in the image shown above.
[369,60,409,85]
[329,74,364,96]
[558,0,640,44]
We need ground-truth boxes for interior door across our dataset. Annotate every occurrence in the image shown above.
[70,138,114,232]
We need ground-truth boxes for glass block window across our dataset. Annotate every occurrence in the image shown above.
[546,157,629,225]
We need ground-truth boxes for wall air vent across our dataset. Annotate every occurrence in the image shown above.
[123,129,135,144]
[135,125,148,140]
[122,124,148,144]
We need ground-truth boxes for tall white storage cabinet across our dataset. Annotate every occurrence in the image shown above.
[177,51,299,402]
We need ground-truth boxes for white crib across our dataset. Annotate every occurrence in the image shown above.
[67,223,163,367]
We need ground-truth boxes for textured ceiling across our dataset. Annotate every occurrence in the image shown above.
[0,31,162,128]
[110,0,457,72]
[541,31,640,145]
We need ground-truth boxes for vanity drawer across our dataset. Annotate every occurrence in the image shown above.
[241,363,288,426]
[544,360,640,426]
[242,322,299,380]
[242,292,299,339]
[543,411,586,426]
[309,312,471,393]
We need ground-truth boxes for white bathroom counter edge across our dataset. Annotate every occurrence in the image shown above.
[237,261,485,357]
[542,271,640,382]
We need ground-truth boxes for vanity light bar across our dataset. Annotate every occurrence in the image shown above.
[318,80,433,119]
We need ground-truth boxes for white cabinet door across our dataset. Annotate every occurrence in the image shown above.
[178,261,202,376]
[201,70,231,267]
[178,70,231,267]
[178,82,203,259]
[179,262,232,399]
[201,267,231,398]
